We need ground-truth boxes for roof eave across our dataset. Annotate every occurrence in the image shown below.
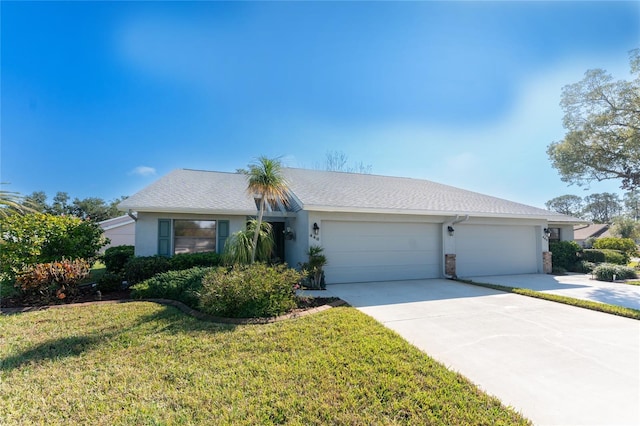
[300,204,585,222]
[118,206,257,216]
[118,206,297,217]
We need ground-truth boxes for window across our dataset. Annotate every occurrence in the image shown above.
[173,220,216,254]
[549,227,561,242]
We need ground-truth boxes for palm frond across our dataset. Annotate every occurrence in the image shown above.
[0,184,38,218]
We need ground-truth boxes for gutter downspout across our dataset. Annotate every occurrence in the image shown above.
[443,214,470,279]
[127,209,138,222]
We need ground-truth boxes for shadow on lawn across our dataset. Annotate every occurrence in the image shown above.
[0,334,105,372]
[0,303,236,373]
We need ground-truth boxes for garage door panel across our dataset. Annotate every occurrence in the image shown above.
[456,225,538,277]
[327,249,437,267]
[328,264,441,284]
[322,221,440,284]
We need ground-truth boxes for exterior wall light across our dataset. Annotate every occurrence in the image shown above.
[543,228,551,239]
[447,226,455,236]
[312,222,320,236]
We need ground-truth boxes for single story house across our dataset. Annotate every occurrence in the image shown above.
[118,168,584,284]
[573,223,610,247]
[98,214,136,253]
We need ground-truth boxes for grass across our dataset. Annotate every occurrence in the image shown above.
[87,261,106,282]
[623,280,640,286]
[458,279,640,320]
[0,302,530,425]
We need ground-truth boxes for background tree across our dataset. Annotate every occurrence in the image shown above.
[545,194,584,217]
[50,191,72,215]
[21,191,127,221]
[319,150,373,174]
[24,191,48,213]
[623,190,640,220]
[610,216,640,240]
[547,49,640,190]
[582,192,621,223]
[245,156,289,263]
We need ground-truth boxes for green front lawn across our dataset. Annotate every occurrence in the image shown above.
[0,303,529,425]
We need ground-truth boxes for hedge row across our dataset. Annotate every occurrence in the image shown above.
[132,263,303,318]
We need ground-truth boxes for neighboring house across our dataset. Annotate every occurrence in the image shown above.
[118,168,584,283]
[573,223,610,247]
[98,215,136,252]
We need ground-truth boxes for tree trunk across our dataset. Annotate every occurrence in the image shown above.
[251,198,265,263]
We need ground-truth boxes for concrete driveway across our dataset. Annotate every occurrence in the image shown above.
[323,279,640,426]
[468,273,640,310]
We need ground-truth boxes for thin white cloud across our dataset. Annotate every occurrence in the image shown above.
[129,166,157,177]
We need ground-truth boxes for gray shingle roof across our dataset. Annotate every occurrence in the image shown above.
[118,169,257,214]
[119,167,583,222]
[283,168,581,222]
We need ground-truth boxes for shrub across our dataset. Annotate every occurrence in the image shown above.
[551,266,567,275]
[592,263,637,282]
[131,266,215,307]
[299,245,327,290]
[103,245,134,274]
[97,272,124,293]
[199,263,303,318]
[169,252,221,271]
[124,256,170,284]
[583,248,628,265]
[549,240,582,271]
[593,237,638,257]
[0,213,107,277]
[600,249,628,265]
[581,249,606,263]
[573,260,596,274]
[583,237,597,249]
[0,273,19,298]
[15,258,90,304]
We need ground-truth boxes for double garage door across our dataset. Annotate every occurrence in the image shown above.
[321,221,539,284]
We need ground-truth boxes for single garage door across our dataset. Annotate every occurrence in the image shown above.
[456,225,539,277]
[322,221,441,284]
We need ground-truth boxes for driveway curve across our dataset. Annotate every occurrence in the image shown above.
[326,279,640,426]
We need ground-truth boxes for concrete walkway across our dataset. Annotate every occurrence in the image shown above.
[320,279,640,426]
[468,273,640,310]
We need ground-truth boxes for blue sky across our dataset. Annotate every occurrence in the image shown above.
[2,1,638,209]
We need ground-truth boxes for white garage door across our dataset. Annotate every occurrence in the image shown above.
[322,221,441,284]
[456,225,539,277]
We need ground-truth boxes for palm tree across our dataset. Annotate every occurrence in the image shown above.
[245,157,289,263]
[0,184,37,218]
[222,220,274,265]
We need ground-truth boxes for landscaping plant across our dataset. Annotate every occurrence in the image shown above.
[299,245,328,289]
[593,237,638,258]
[123,255,170,284]
[592,263,637,282]
[103,245,134,275]
[0,213,107,278]
[222,220,274,265]
[131,266,216,308]
[199,263,302,318]
[549,240,581,271]
[15,258,90,304]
